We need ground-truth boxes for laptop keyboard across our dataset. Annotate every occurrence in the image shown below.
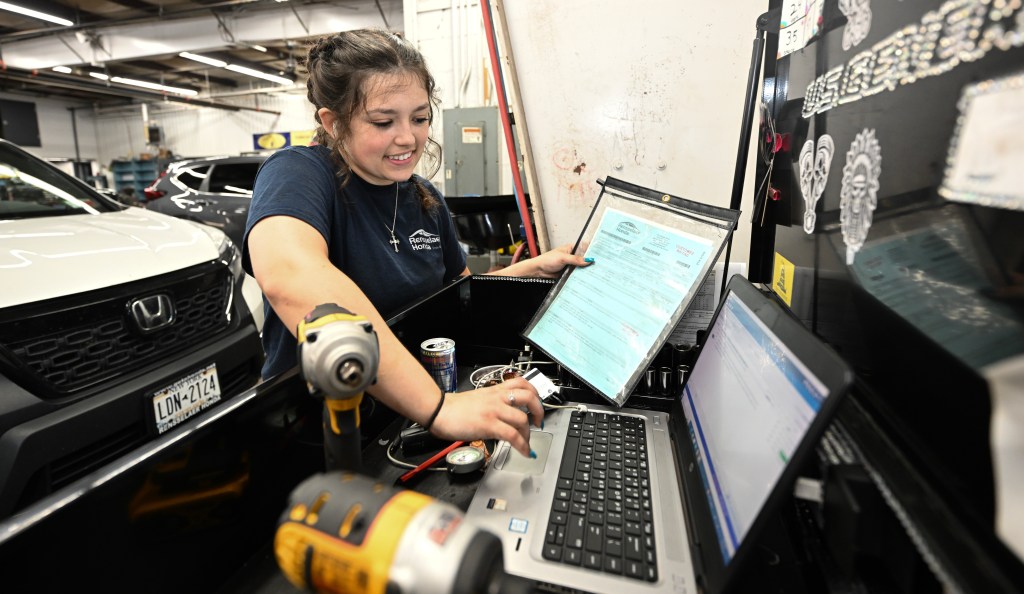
[543,409,657,582]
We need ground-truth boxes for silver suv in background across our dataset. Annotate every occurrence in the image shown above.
[0,139,265,518]
[144,155,267,246]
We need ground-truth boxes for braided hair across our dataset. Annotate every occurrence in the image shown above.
[305,29,441,211]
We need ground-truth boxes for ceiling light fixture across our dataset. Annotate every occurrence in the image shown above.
[110,76,198,97]
[88,71,197,96]
[52,66,72,74]
[225,64,293,86]
[0,2,73,26]
[179,52,227,68]
[249,44,268,53]
[181,51,292,86]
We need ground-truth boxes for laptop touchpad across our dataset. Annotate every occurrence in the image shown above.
[496,431,552,475]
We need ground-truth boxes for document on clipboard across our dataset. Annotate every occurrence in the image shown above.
[522,177,740,407]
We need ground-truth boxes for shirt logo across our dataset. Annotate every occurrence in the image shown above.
[408,229,441,251]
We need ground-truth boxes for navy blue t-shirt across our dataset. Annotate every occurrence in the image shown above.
[243,145,467,379]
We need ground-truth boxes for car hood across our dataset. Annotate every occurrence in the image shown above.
[0,208,224,308]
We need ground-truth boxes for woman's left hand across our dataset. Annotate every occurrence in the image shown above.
[527,243,592,278]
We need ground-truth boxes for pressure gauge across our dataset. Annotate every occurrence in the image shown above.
[446,445,486,475]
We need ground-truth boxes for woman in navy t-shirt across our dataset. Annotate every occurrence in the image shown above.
[244,29,590,459]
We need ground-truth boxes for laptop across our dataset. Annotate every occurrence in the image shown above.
[463,276,854,593]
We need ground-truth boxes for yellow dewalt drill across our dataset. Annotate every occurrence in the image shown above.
[276,472,534,594]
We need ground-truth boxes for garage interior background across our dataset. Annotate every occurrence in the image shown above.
[0,0,763,259]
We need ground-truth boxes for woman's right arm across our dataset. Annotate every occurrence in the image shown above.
[247,214,544,456]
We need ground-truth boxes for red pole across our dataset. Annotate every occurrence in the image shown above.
[479,0,539,259]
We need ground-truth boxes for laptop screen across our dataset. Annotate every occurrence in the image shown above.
[681,288,830,564]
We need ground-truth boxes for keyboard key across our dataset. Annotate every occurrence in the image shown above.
[559,437,580,479]
[584,552,602,569]
[606,538,622,557]
[567,515,585,549]
[625,535,643,561]
[586,524,603,552]
[604,556,622,574]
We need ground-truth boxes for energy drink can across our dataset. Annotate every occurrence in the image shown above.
[420,338,457,392]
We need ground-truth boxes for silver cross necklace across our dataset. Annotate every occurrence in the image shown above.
[385,183,400,252]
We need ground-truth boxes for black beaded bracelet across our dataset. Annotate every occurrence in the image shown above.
[423,389,446,431]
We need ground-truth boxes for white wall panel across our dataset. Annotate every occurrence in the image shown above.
[0,92,99,161]
[501,1,765,259]
[92,92,315,164]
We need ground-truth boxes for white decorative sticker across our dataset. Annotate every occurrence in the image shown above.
[840,129,882,265]
[838,0,872,51]
[798,134,835,234]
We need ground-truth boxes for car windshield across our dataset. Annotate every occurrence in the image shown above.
[0,143,119,220]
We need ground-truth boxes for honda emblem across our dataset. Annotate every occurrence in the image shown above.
[129,294,176,333]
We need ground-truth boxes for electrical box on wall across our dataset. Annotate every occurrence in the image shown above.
[442,107,499,196]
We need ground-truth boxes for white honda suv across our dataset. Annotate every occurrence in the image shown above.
[0,139,265,518]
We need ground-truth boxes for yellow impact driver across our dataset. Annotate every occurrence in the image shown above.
[297,304,379,472]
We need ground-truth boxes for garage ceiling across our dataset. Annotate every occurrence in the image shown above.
[0,0,401,109]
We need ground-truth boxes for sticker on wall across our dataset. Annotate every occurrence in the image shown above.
[778,0,825,59]
[838,0,872,51]
[772,252,796,307]
[798,134,835,234]
[840,129,882,265]
[254,132,289,150]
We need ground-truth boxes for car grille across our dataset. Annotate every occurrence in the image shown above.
[0,265,234,399]
[14,360,257,512]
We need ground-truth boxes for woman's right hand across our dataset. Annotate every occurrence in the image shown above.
[428,377,545,458]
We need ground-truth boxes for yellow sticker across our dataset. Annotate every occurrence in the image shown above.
[772,252,795,307]
[257,133,288,149]
[291,129,316,146]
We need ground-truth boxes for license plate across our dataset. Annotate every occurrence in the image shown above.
[152,363,222,434]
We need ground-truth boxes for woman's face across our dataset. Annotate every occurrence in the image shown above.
[340,71,431,186]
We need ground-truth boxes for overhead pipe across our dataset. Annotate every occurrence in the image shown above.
[479,0,538,259]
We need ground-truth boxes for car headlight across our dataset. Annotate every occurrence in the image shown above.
[219,237,244,281]
[187,221,242,280]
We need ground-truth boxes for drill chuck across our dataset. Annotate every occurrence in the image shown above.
[298,304,380,400]
[336,359,366,390]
